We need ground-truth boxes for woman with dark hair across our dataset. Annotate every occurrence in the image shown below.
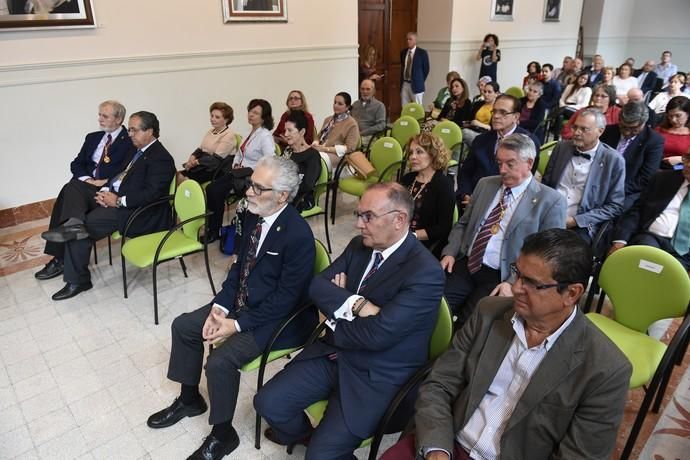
[462,81,500,148]
[438,77,473,126]
[649,74,689,115]
[476,33,500,82]
[400,132,454,257]
[657,95,690,167]
[522,61,543,88]
[613,63,638,104]
[203,99,276,243]
[519,81,547,135]
[558,71,592,118]
[272,90,315,151]
[313,91,360,171]
[178,102,237,184]
[561,84,620,139]
[283,111,321,211]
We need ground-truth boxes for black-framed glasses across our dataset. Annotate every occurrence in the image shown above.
[510,263,572,291]
[246,179,273,196]
[127,127,145,133]
[353,209,401,223]
[492,109,517,117]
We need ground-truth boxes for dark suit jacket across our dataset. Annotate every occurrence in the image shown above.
[457,127,541,199]
[518,97,547,133]
[601,125,664,210]
[299,233,444,438]
[613,170,686,243]
[542,140,626,238]
[634,69,659,94]
[214,206,317,350]
[400,47,430,94]
[414,296,631,459]
[70,128,133,180]
[584,67,604,87]
[112,140,176,236]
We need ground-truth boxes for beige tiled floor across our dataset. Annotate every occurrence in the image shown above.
[0,193,401,459]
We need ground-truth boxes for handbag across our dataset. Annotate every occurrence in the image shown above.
[219,222,236,255]
[345,151,376,179]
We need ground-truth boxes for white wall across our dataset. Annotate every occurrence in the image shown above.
[582,0,634,66]
[0,0,358,208]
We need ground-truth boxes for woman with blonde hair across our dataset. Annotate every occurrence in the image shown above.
[272,90,315,151]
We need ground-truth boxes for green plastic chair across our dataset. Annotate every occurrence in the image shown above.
[432,120,464,170]
[120,179,216,324]
[452,204,459,225]
[537,140,558,177]
[299,297,453,458]
[504,86,525,98]
[390,115,421,153]
[586,246,690,459]
[300,159,332,253]
[401,102,426,122]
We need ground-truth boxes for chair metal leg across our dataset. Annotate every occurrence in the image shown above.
[121,255,128,299]
[153,262,159,325]
[323,209,332,254]
[329,183,338,225]
[92,241,98,265]
[179,257,188,278]
[203,244,216,295]
[108,235,113,265]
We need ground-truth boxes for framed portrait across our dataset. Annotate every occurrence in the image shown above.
[223,0,287,23]
[0,0,96,30]
[490,0,514,22]
[543,0,561,22]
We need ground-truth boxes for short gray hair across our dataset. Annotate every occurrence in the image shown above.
[498,133,536,162]
[528,81,544,95]
[578,108,606,129]
[257,155,300,203]
[100,100,126,123]
[620,101,649,126]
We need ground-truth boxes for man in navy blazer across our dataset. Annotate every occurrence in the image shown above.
[634,60,659,94]
[41,111,175,300]
[255,182,445,460]
[147,156,316,460]
[457,95,541,203]
[35,100,133,281]
[542,108,626,243]
[400,31,430,106]
[584,54,605,87]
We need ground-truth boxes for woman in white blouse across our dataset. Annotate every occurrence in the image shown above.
[559,71,592,118]
[612,63,638,104]
[649,74,689,115]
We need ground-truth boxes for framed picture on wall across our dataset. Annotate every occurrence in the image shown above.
[0,0,96,30]
[223,0,287,23]
[490,0,514,22]
[543,0,561,22]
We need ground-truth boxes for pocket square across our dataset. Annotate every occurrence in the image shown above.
[266,251,279,256]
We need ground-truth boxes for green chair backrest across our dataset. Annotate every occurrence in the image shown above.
[314,239,331,275]
[505,86,525,98]
[429,297,453,360]
[169,177,177,196]
[370,137,404,181]
[313,158,329,203]
[174,180,207,240]
[598,245,690,332]
[274,143,281,156]
[452,204,459,225]
[234,133,242,150]
[537,140,558,176]
[432,121,463,151]
[391,115,421,149]
[401,102,426,122]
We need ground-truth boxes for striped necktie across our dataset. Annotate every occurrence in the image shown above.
[467,188,512,274]
[358,252,383,293]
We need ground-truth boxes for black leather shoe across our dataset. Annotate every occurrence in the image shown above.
[51,282,93,301]
[41,224,89,243]
[264,427,310,447]
[187,432,239,460]
[147,397,208,429]
[35,258,64,280]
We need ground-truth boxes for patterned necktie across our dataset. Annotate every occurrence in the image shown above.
[358,252,383,293]
[672,187,690,256]
[404,50,413,81]
[235,217,264,312]
[95,134,112,179]
[467,188,512,274]
[617,137,633,155]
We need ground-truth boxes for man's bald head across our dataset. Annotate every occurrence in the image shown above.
[627,87,644,102]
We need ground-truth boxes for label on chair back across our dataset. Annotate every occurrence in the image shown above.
[442,128,450,133]
[638,259,663,274]
[185,189,191,198]
[400,121,408,126]
[384,142,394,148]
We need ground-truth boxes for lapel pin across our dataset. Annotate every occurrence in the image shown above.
[532,198,537,204]
[276,226,281,232]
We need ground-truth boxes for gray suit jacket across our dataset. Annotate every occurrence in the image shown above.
[414,297,632,459]
[441,176,566,279]
[542,140,626,238]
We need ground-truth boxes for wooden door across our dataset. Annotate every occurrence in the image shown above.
[358,0,418,121]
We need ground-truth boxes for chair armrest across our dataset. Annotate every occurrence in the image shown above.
[121,194,174,239]
[364,129,387,154]
[149,211,213,262]
[377,160,405,183]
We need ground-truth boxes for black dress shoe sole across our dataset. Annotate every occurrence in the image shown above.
[41,227,89,243]
[51,283,93,301]
[147,400,208,429]
[35,265,64,280]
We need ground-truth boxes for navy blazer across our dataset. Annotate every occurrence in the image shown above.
[70,128,133,180]
[299,233,444,438]
[400,47,430,94]
[457,127,541,199]
[214,207,317,351]
[113,140,176,236]
[634,69,659,94]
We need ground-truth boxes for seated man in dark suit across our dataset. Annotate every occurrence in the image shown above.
[456,94,541,206]
[146,156,317,460]
[601,101,665,211]
[635,60,659,94]
[381,228,632,460]
[35,100,133,281]
[254,182,445,460]
[610,165,690,270]
[441,134,566,324]
[584,54,605,87]
[542,108,626,244]
[40,111,175,300]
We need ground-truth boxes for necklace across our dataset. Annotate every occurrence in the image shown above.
[409,178,428,201]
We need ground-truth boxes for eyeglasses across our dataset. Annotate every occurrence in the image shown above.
[619,122,643,134]
[246,179,273,196]
[288,96,302,100]
[571,125,594,134]
[492,109,517,117]
[510,263,572,291]
[127,127,145,133]
[353,209,401,223]
[592,93,609,98]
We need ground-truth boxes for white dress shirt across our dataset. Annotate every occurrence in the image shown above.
[556,142,599,218]
[648,181,689,238]
[79,126,123,181]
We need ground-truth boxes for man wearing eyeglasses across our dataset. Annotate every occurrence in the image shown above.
[457,94,541,206]
[40,111,175,300]
[441,134,565,325]
[542,108,626,244]
[380,228,631,460]
[255,182,445,460]
[148,156,316,460]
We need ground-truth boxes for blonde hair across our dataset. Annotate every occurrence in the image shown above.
[406,132,450,170]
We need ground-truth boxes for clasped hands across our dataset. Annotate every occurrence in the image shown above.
[95,190,118,208]
[331,273,381,317]
[202,306,237,344]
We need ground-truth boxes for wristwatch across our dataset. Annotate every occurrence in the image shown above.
[116,197,124,208]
